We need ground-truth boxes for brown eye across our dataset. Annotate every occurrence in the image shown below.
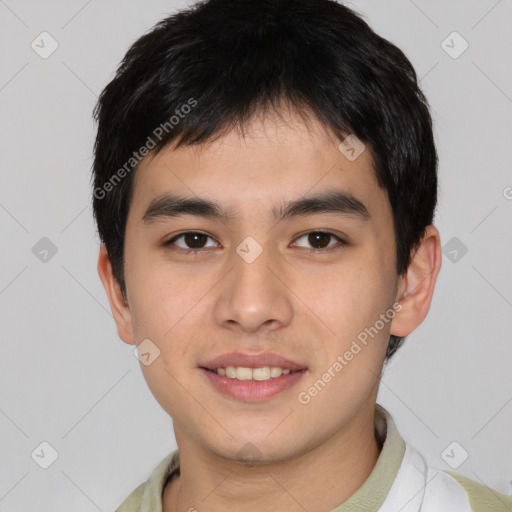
[182,232,208,249]
[293,231,346,251]
[308,232,331,249]
[164,232,217,251]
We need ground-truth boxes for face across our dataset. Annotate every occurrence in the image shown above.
[117,110,401,463]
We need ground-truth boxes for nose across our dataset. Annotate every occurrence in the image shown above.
[213,240,294,334]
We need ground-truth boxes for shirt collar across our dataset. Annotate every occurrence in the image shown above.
[329,404,406,511]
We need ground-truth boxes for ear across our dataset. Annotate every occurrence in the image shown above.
[390,225,442,337]
[97,244,136,345]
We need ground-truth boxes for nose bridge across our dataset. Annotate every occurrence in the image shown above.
[233,237,273,292]
[214,236,293,332]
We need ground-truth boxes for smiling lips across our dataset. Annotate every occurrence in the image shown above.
[214,365,291,381]
[199,352,308,401]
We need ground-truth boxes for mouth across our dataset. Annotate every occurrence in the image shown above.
[199,352,308,402]
[202,365,302,381]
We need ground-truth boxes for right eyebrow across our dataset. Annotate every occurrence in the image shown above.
[142,193,237,224]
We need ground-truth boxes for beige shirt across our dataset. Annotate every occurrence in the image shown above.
[115,404,512,511]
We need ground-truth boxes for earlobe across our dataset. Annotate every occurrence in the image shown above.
[390,225,442,337]
[97,244,136,345]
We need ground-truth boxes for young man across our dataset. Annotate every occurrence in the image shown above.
[92,0,511,510]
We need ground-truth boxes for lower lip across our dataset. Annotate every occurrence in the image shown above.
[200,368,307,402]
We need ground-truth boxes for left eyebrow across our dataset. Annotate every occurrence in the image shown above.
[275,190,370,222]
[142,190,370,224]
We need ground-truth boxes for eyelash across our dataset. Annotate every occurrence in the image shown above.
[162,230,347,255]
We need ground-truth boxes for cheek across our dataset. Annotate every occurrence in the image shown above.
[127,261,210,406]
[295,266,391,418]
[299,259,391,340]
[130,268,201,414]
[126,253,202,337]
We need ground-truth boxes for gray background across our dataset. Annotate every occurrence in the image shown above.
[0,0,511,510]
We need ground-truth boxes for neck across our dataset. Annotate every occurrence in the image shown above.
[163,404,381,512]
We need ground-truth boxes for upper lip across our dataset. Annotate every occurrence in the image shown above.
[200,352,307,371]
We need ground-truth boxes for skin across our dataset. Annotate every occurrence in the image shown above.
[98,108,441,512]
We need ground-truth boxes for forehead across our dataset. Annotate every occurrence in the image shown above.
[129,110,390,223]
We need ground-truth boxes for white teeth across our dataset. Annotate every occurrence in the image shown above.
[215,366,295,381]
[253,367,271,381]
[236,367,253,380]
[225,366,237,379]
[270,367,283,378]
